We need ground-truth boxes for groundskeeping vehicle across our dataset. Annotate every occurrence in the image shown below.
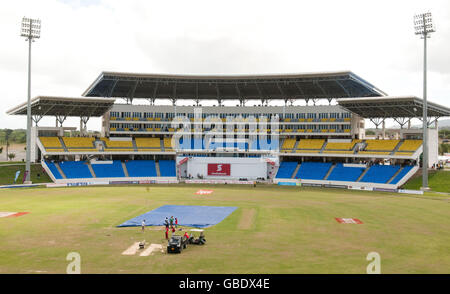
[167,235,188,253]
[188,229,206,245]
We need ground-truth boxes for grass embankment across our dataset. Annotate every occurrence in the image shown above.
[0,164,51,185]
[402,170,450,193]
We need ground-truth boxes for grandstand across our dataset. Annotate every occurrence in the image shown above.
[6,72,450,189]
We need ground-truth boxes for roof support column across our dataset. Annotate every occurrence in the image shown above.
[194,82,200,106]
[55,115,67,127]
[394,117,410,129]
[32,114,43,127]
[171,82,177,106]
[80,116,90,136]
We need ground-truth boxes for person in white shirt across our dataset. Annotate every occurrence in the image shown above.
[141,219,146,232]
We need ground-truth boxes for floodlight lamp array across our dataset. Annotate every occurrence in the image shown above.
[414,12,435,35]
[21,17,41,39]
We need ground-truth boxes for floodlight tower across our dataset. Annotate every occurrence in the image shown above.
[20,17,41,184]
[414,12,435,190]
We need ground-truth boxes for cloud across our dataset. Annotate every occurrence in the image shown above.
[0,0,449,131]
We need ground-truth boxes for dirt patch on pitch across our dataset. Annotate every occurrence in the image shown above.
[238,208,256,230]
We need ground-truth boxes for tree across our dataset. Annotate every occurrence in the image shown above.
[4,129,13,161]
[8,153,16,161]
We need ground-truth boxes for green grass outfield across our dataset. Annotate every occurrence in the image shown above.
[0,184,449,274]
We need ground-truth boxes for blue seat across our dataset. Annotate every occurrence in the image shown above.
[275,161,298,179]
[390,166,414,184]
[159,160,176,177]
[91,160,125,178]
[327,163,366,182]
[360,165,401,184]
[295,162,332,180]
[46,161,63,179]
[59,161,92,179]
[125,160,157,177]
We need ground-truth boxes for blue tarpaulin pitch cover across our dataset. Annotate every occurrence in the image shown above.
[117,205,238,228]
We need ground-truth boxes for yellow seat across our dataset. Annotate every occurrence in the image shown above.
[45,148,66,152]
[398,140,422,152]
[135,138,161,150]
[163,138,174,151]
[104,148,136,152]
[67,149,97,152]
[295,150,320,153]
[297,139,325,151]
[39,137,63,149]
[322,150,355,154]
[364,140,400,152]
[395,152,415,156]
[325,139,361,151]
[101,138,133,148]
[358,151,392,155]
[281,139,296,151]
[63,137,95,149]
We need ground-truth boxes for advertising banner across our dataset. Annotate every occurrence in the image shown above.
[207,163,231,176]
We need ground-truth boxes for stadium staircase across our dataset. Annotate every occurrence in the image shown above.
[351,140,362,154]
[131,139,138,152]
[155,161,161,177]
[87,163,97,178]
[55,162,67,179]
[121,161,129,177]
[160,139,165,152]
[323,163,335,180]
[320,141,328,154]
[390,140,404,155]
[291,163,301,179]
[386,166,404,184]
[292,140,300,153]
[279,138,285,151]
[356,166,370,182]
[58,138,68,152]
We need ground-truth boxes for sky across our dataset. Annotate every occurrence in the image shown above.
[0,0,449,131]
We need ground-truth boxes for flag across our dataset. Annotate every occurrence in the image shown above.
[14,170,20,183]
